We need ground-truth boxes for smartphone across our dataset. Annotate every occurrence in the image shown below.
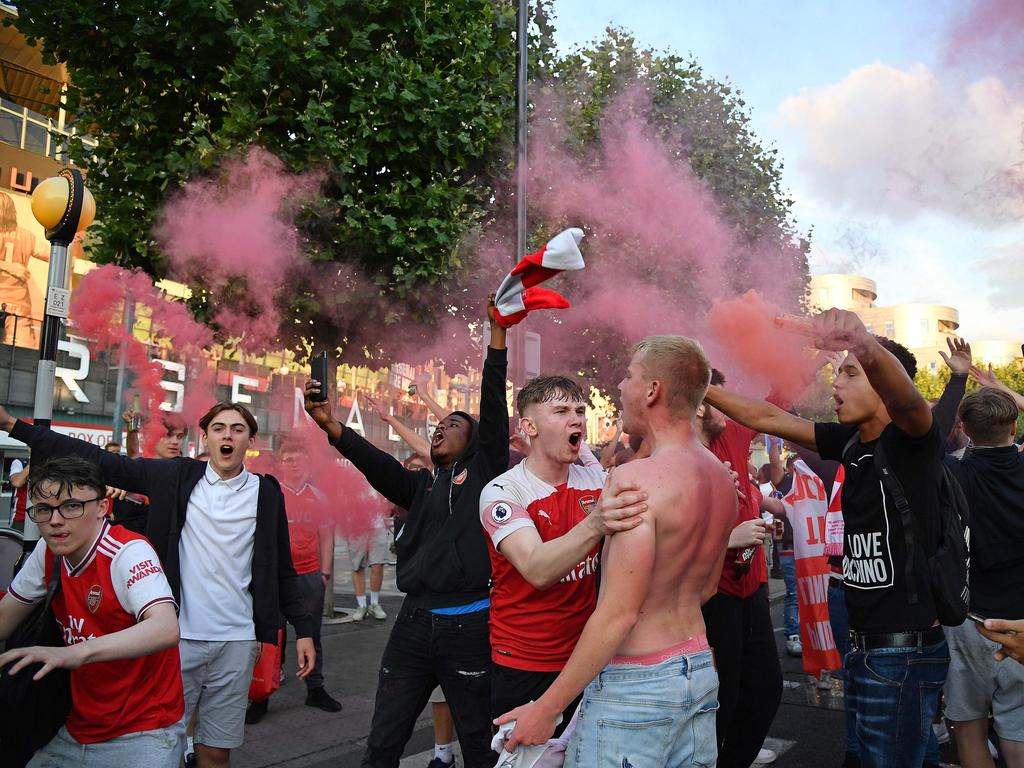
[967,612,987,625]
[309,351,328,401]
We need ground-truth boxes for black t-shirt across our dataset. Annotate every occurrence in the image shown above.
[815,420,942,633]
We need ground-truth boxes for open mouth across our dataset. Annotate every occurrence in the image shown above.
[834,395,845,411]
[431,430,445,446]
[568,432,582,448]
[219,445,234,458]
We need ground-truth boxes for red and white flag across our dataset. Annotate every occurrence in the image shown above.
[493,228,585,328]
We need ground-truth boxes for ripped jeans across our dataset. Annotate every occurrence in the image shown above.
[566,649,719,768]
[361,604,494,768]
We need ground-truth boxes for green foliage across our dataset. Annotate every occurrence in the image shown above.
[12,0,518,288]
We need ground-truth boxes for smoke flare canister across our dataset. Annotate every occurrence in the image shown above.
[773,313,817,337]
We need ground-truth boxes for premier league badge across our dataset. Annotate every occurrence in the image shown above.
[491,503,513,525]
[86,585,102,613]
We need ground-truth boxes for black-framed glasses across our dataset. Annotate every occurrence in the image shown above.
[26,496,105,524]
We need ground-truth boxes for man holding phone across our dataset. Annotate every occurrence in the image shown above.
[304,296,510,768]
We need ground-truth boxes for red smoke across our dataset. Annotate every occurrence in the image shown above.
[69,264,217,454]
[154,147,322,354]
[708,290,819,404]
[946,0,1024,87]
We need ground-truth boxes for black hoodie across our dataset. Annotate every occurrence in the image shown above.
[945,444,1024,619]
[330,346,508,609]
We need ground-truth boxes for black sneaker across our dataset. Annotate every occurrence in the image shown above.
[245,698,269,724]
[305,686,343,712]
[184,752,198,767]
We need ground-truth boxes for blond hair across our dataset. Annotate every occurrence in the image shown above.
[632,335,711,415]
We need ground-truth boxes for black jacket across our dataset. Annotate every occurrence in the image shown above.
[10,420,314,643]
[331,346,509,609]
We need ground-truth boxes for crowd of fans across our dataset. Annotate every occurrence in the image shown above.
[1,302,1023,768]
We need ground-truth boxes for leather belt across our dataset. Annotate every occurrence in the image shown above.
[849,625,944,651]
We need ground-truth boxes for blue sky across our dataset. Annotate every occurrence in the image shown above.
[549,0,1024,344]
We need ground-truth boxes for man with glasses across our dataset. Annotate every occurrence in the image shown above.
[0,455,185,767]
[0,402,315,768]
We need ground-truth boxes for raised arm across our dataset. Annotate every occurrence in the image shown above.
[703,388,817,451]
[933,337,970,441]
[365,394,431,461]
[814,308,932,438]
[0,406,156,494]
[303,382,420,510]
[477,295,510,478]
[410,373,449,424]
[970,364,1024,411]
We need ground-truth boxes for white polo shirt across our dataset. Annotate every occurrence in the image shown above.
[178,462,260,641]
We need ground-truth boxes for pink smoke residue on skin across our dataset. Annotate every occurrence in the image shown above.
[945,0,1024,85]
[154,147,322,354]
[70,264,217,455]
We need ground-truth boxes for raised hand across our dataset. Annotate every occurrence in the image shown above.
[811,309,873,357]
[303,380,334,431]
[938,337,971,376]
[363,393,389,420]
[969,363,999,388]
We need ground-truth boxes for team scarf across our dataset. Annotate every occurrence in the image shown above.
[493,228,585,328]
[782,459,843,676]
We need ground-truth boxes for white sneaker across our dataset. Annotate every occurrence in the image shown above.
[753,747,778,765]
[786,635,803,656]
[351,605,367,621]
[932,721,950,745]
[369,603,387,621]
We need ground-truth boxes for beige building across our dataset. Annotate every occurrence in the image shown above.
[808,274,1021,373]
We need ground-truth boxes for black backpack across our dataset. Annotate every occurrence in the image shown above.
[0,555,72,767]
[845,435,970,626]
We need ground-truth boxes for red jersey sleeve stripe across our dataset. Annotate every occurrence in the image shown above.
[135,596,177,621]
[7,585,39,605]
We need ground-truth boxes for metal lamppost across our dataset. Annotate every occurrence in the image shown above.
[20,169,95,550]
[509,0,529,387]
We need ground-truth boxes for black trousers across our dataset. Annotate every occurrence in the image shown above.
[702,585,783,768]
[490,663,583,739]
[361,604,494,768]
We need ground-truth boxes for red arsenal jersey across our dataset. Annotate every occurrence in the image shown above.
[9,522,184,743]
[282,481,330,576]
[709,420,767,598]
[480,461,604,672]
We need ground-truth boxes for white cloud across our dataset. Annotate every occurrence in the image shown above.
[779,62,1024,226]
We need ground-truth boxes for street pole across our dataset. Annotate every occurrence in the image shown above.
[19,169,94,561]
[511,0,529,389]
[111,294,135,446]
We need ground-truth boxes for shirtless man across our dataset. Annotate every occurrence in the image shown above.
[497,335,737,767]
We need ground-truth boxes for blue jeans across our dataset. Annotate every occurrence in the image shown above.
[845,637,949,768]
[566,649,719,768]
[779,553,799,637]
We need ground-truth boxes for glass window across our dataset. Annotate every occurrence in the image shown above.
[885,321,895,337]
[0,110,21,146]
[24,120,48,155]
[0,96,22,113]
[919,318,930,335]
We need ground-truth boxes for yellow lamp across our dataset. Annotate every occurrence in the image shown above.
[30,176,70,229]
[31,175,95,233]
[78,186,95,232]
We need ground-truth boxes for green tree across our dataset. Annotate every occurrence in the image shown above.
[12,0,517,292]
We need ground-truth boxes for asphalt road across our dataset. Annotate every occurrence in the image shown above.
[234,574,967,768]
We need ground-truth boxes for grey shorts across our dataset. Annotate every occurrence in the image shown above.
[343,528,389,570]
[944,621,1024,741]
[28,719,185,768]
[180,638,259,749]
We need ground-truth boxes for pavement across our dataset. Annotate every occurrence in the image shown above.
[234,551,967,768]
